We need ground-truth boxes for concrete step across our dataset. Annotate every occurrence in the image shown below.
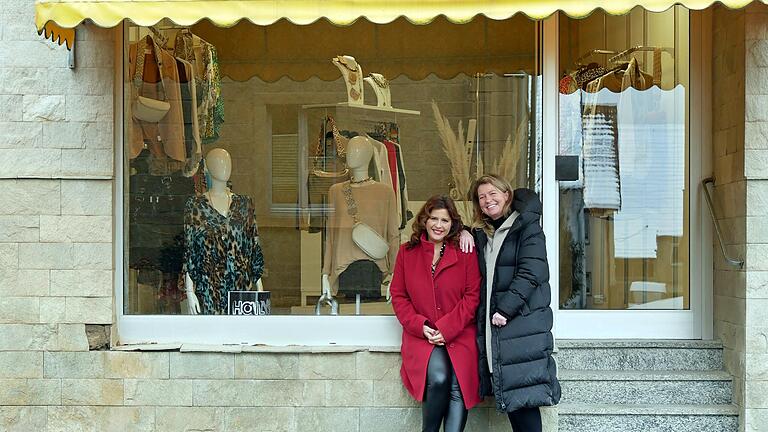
[559,370,733,405]
[555,340,724,371]
[558,403,739,432]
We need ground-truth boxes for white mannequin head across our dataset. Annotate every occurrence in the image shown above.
[205,148,232,183]
[346,136,373,171]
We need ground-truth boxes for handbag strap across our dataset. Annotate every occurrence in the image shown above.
[342,182,360,224]
[133,35,167,101]
[315,116,347,157]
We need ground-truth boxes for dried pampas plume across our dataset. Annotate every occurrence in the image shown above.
[432,101,474,222]
[492,110,528,185]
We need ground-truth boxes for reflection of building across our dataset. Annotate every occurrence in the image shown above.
[2,0,763,430]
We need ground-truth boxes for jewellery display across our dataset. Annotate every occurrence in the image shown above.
[332,55,364,105]
[363,72,392,108]
[369,73,389,89]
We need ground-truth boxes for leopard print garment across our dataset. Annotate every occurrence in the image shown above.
[184,194,264,314]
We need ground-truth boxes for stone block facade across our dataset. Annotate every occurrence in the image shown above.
[712,3,768,431]
[1,0,768,430]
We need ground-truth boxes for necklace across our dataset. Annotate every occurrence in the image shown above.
[369,73,389,89]
[334,55,358,72]
[431,242,447,276]
[349,87,360,101]
[349,176,372,184]
[347,71,358,85]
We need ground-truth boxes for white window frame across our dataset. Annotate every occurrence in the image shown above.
[542,10,714,340]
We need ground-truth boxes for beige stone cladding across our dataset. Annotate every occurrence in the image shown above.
[712,3,768,430]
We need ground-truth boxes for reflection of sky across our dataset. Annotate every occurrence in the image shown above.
[559,86,686,259]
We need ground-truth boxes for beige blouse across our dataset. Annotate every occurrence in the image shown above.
[322,181,400,294]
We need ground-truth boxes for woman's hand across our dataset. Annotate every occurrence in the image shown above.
[459,229,475,253]
[423,325,445,345]
[491,312,508,327]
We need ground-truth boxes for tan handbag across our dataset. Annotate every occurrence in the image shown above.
[133,96,170,123]
[132,35,171,123]
[343,182,389,260]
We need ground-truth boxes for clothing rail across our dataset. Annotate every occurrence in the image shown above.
[608,46,675,64]
[702,177,744,269]
[574,49,617,66]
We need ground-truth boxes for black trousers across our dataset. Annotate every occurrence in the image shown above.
[422,346,468,432]
[507,406,542,432]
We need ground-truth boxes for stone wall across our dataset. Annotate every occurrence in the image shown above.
[712,5,748,430]
[742,5,768,430]
[712,3,768,431]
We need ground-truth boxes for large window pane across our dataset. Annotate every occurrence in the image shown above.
[122,17,541,316]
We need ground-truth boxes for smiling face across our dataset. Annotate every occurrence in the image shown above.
[477,183,510,220]
[425,208,452,243]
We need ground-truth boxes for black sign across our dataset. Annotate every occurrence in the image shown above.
[227,291,271,316]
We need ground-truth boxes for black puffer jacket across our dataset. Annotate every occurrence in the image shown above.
[474,188,561,412]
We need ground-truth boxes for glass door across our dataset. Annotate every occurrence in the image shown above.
[548,6,701,338]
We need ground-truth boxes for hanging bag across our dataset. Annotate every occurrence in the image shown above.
[132,35,171,123]
[342,182,389,260]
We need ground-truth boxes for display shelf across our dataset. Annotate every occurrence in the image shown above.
[301,102,420,116]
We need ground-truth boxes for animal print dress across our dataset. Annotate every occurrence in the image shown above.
[183,194,264,314]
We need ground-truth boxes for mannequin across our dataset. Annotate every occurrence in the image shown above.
[321,136,399,314]
[363,73,391,108]
[332,55,364,105]
[184,148,264,315]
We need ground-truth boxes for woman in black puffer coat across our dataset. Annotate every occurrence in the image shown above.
[469,174,560,432]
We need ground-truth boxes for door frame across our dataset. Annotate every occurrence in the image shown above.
[541,11,713,339]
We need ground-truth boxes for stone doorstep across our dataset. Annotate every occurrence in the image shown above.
[558,403,740,416]
[558,369,733,381]
[555,339,725,349]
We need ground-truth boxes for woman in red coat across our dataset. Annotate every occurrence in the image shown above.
[390,195,482,432]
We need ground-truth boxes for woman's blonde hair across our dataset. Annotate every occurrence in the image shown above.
[469,174,514,234]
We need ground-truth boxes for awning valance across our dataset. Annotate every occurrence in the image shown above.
[35,0,767,49]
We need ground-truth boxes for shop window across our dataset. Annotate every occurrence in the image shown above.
[557,6,691,311]
[121,17,542,321]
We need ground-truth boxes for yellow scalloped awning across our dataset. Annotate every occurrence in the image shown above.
[35,0,768,50]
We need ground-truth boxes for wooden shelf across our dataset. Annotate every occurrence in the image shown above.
[301,102,420,116]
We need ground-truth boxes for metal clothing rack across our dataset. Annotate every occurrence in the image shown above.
[607,45,675,64]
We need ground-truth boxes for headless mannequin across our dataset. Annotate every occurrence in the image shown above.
[184,148,263,315]
[363,73,391,108]
[321,136,382,314]
[332,55,364,105]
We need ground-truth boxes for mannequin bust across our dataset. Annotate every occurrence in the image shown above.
[321,136,373,299]
[363,73,391,108]
[332,55,364,105]
[185,148,263,315]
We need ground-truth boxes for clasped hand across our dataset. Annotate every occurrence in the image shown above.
[423,325,445,345]
[491,312,507,327]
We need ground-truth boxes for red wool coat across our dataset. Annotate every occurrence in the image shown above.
[390,236,482,409]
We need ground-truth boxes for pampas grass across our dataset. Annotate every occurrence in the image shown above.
[432,101,530,224]
[432,102,474,222]
[492,110,529,186]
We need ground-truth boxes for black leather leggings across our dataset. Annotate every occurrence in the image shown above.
[422,346,468,432]
[507,406,542,432]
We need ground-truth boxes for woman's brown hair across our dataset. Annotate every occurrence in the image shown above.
[406,195,463,249]
[469,174,514,234]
